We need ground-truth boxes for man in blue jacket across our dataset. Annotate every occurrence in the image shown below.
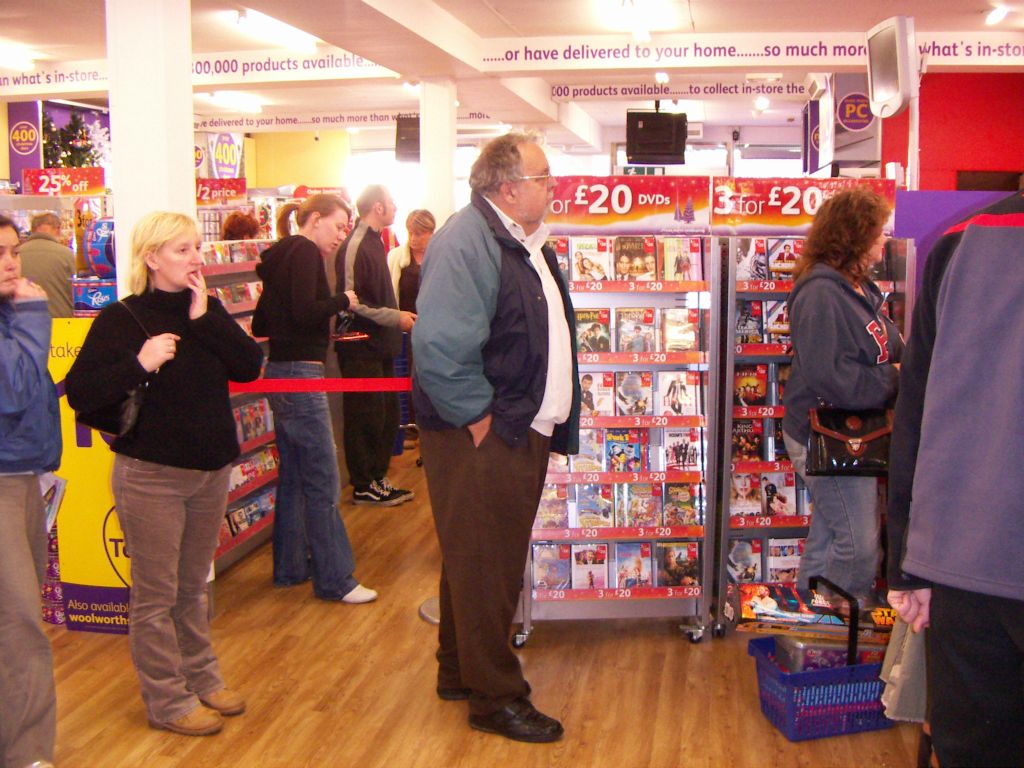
[412,133,580,743]
[0,214,61,768]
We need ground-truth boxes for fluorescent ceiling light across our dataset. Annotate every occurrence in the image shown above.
[597,0,680,33]
[234,9,319,54]
[198,91,264,113]
[986,5,1010,24]
[0,43,38,72]
[654,71,670,84]
[754,96,770,111]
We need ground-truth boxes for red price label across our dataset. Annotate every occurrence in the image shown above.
[22,167,105,196]
[196,177,247,207]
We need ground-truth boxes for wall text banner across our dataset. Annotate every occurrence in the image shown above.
[22,167,105,196]
[547,175,711,235]
[0,46,397,98]
[51,319,130,634]
[710,177,896,235]
[481,32,1024,72]
[550,77,808,102]
[193,108,493,133]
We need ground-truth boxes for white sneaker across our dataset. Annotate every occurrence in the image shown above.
[342,584,378,604]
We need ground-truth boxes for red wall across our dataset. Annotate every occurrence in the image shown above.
[880,73,1024,190]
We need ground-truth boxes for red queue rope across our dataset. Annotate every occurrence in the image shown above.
[229,377,412,394]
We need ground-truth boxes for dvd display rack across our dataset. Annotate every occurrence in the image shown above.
[516,177,722,644]
[713,234,908,631]
[201,238,278,570]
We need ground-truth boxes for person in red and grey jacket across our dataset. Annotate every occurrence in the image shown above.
[887,190,1024,767]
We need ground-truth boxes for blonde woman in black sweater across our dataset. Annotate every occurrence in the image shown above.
[66,212,263,737]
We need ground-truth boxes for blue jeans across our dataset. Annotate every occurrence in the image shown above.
[783,431,880,599]
[265,361,358,599]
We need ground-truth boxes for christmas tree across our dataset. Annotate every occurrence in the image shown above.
[41,110,100,168]
[682,197,696,224]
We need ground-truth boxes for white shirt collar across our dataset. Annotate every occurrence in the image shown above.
[483,197,550,256]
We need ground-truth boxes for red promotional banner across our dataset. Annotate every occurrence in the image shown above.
[196,177,247,207]
[710,177,896,235]
[547,175,711,234]
[22,167,105,196]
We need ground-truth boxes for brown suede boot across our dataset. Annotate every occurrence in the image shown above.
[200,688,247,716]
[150,705,223,736]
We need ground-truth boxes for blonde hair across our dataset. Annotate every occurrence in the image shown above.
[406,209,436,234]
[129,212,200,295]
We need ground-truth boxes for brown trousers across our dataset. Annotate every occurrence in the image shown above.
[112,456,230,724]
[0,475,56,767]
[420,426,549,716]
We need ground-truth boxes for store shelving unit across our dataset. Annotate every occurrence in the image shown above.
[515,180,722,644]
[201,239,278,572]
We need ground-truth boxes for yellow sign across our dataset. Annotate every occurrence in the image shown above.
[50,319,130,633]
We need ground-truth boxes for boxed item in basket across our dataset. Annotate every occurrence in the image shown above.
[774,634,887,672]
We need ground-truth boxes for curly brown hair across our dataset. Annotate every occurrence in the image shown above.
[794,188,891,283]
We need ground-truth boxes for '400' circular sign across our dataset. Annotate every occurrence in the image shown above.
[10,121,40,155]
[212,133,242,178]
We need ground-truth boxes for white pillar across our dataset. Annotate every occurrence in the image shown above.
[105,0,196,297]
[419,79,457,224]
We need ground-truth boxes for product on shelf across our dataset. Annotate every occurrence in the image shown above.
[614,307,657,352]
[616,483,662,527]
[532,543,572,589]
[734,364,768,407]
[655,542,700,587]
[533,484,570,529]
[659,235,703,281]
[766,237,802,278]
[767,537,805,583]
[727,538,763,583]
[612,235,658,280]
[661,307,700,352]
[656,371,700,416]
[579,371,615,416]
[575,308,611,352]
[733,237,769,281]
[729,473,762,517]
[545,235,570,282]
[571,429,605,472]
[735,300,765,344]
[614,542,653,588]
[663,482,702,526]
[765,300,790,345]
[571,543,609,589]
[662,428,703,471]
[605,428,648,472]
[614,371,653,416]
[772,421,789,460]
[575,483,614,527]
[760,472,797,517]
[568,235,612,281]
[731,419,764,461]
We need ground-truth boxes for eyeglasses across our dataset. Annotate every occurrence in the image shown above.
[515,173,555,184]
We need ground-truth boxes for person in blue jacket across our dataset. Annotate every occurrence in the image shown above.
[0,214,61,768]
[781,188,902,603]
[412,133,580,744]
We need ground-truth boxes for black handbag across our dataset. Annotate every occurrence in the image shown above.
[805,407,892,477]
[75,301,152,438]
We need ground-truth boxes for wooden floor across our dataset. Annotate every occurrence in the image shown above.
[48,448,920,768]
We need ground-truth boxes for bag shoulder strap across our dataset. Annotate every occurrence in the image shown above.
[119,298,152,339]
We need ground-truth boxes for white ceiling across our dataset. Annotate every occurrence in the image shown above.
[2,0,1022,149]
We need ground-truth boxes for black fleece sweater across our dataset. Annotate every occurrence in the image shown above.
[252,235,350,362]
[66,289,264,470]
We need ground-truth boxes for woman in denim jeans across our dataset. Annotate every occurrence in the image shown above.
[67,212,264,737]
[780,189,903,603]
[252,195,377,606]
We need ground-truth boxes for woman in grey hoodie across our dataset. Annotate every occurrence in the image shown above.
[781,188,903,602]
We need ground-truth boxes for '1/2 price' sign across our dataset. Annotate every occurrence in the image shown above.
[710,177,895,234]
[196,177,247,207]
[22,167,105,196]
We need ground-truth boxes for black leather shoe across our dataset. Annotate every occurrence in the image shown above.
[468,698,563,743]
[437,686,472,701]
